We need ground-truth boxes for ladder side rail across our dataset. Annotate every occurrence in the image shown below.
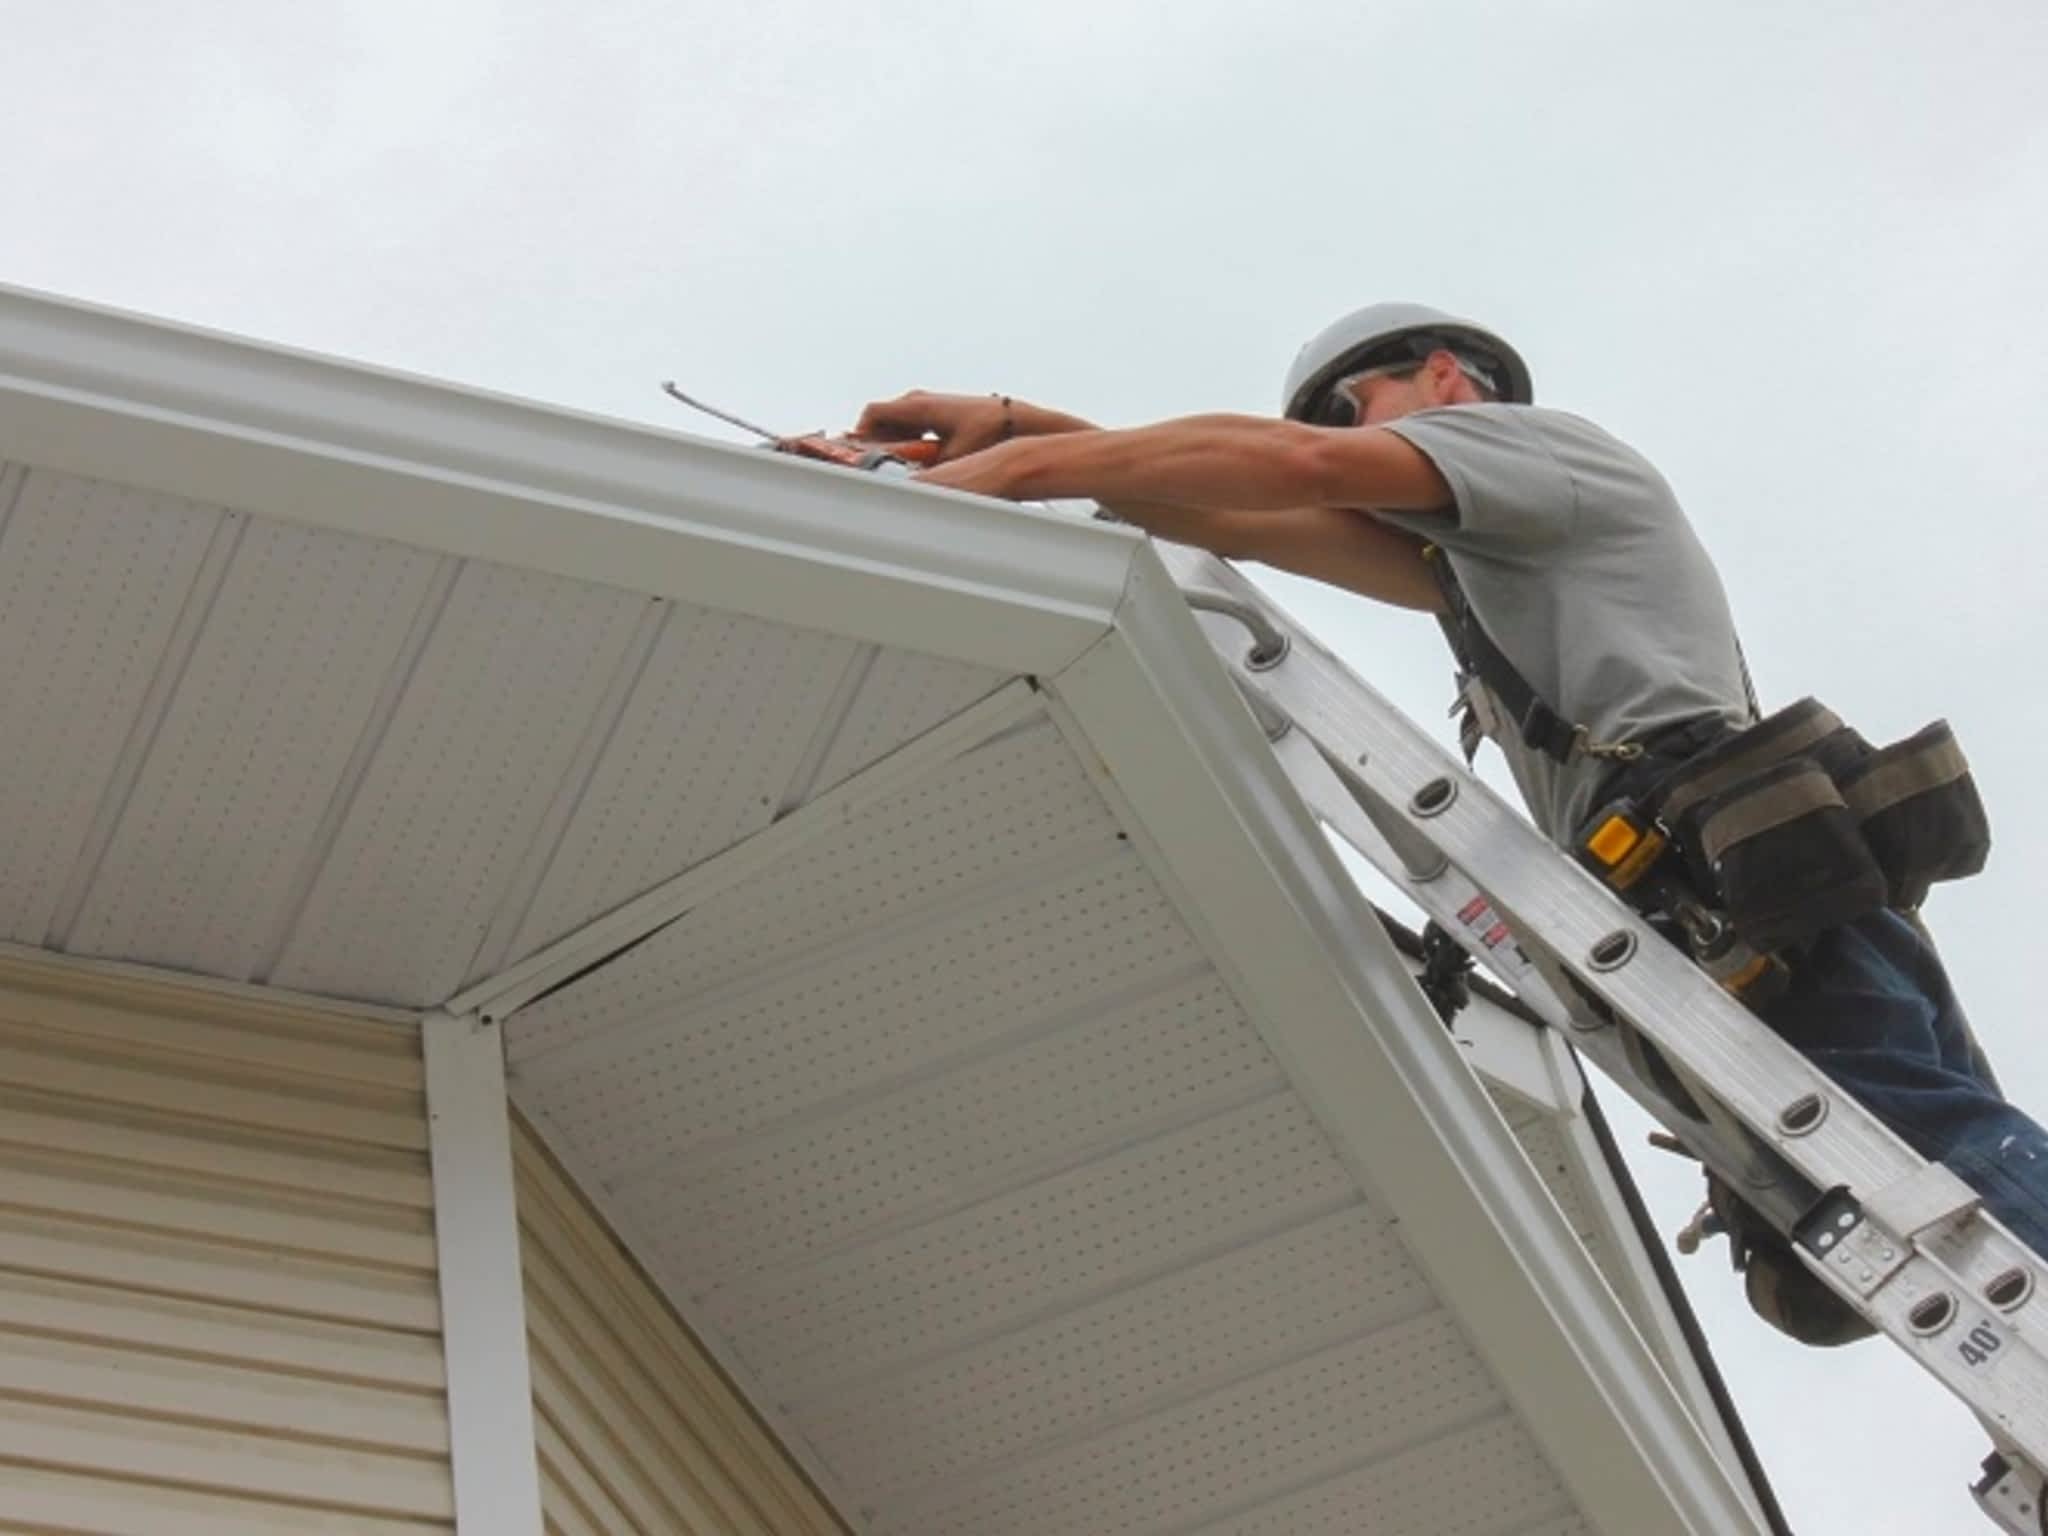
[1160,545,2048,1470]
[1295,720,1795,1195]
[1281,703,2048,1534]
[1274,724,1822,1238]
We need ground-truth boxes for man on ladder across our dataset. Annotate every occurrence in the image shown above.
[856,303,2048,1339]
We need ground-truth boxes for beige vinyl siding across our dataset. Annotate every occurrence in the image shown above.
[514,1123,846,1536]
[0,958,453,1533]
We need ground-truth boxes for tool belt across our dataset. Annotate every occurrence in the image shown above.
[1581,697,1992,963]
[1583,701,1991,1350]
[1419,544,1991,968]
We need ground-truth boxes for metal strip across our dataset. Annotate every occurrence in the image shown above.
[449,678,1047,1024]
[422,1010,544,1536]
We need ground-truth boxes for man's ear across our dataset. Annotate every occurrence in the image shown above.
[1421,348,1466,401]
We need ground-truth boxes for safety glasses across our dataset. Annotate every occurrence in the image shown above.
[1307,362,1420,428]
[1307,357,1501,427]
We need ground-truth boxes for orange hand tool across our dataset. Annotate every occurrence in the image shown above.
[660,383,942,471]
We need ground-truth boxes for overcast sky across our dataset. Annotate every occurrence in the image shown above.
[5,2,2046,1529]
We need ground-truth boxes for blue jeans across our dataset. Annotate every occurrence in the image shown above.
[1758,910,2048,1257]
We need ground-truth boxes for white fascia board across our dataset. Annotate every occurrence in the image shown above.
[0,283,1136,676]
[1049,548,1764,1536]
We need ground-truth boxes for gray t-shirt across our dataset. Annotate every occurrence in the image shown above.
[1377,403,1750,844]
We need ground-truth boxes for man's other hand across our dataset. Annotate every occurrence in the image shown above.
[855,391,1015,463]
[913,440,1033,498]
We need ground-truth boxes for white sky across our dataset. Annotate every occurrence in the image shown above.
[5,2,2045,1529]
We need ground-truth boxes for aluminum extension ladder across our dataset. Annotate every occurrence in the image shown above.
[1157,543,2048,1533]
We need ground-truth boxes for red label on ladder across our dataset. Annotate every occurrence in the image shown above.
[1456,896,1510,947]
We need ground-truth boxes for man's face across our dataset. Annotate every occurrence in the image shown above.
[1315,349,1481,427]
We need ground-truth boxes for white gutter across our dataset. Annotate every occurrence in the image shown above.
[0,283,1135,676]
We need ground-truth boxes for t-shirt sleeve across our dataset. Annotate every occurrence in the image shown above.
[1380,404,1578,551]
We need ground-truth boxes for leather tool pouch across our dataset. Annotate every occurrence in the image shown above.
[1685,758,1889,952]
[1837,720,1991,910]
[1647,698,1989,951]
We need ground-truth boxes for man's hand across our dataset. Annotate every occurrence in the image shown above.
[913,440,1035,497]
[856,391,1095,463]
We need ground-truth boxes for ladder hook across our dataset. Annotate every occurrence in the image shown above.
[1183,589,1290,671]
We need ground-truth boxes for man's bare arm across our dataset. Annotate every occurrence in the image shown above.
[923,414,1452,513]
[857,398,1452,611]
[907,412,1452,610]
[1102,499,1444,613]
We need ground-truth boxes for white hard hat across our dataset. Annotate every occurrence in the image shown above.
[1281,301,1533,420]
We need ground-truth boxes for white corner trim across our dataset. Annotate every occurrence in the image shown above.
[0,282,1137,676]
[1047,546,1763,1536]
[422,1009,544,1536]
